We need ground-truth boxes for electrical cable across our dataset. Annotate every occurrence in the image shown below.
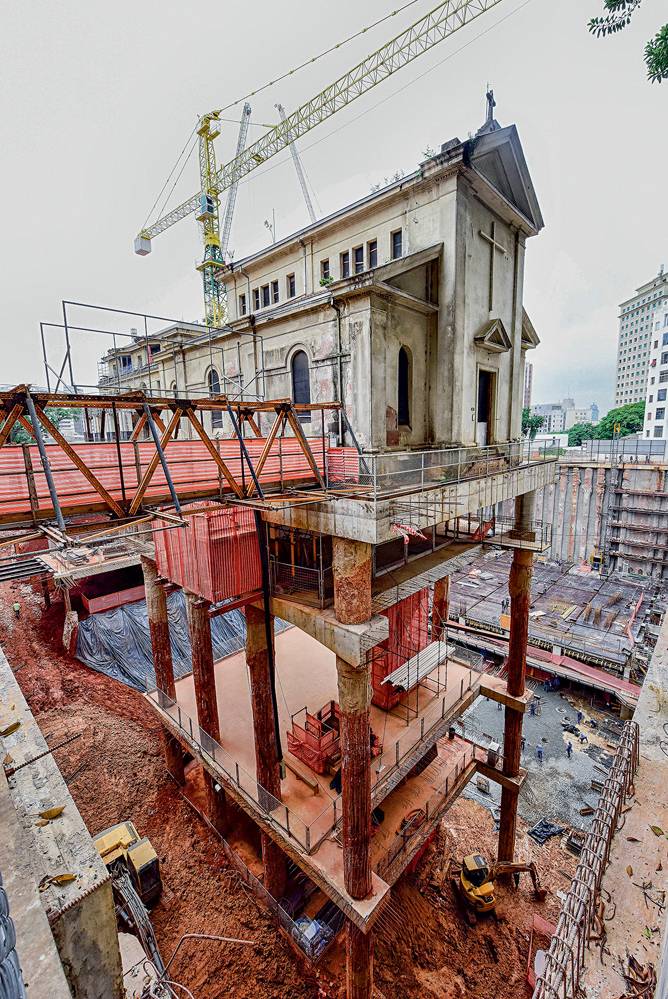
[211,0,427,115]
[142,126,198,230]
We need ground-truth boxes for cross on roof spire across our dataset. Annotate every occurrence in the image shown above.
[485,85,496,126]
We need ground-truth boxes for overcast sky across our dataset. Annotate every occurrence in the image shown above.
[2,0,666,413]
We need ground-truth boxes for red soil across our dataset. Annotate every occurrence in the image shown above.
[1,579,576,999]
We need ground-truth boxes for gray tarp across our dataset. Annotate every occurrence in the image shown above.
[76,590,287,691]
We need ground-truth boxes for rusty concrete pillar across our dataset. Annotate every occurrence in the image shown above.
[432,575,450,641]
[337,657,372,900]
[346,921,373,999]
[498,491,534,864]
[245,603,287,898]
[333,538,372,625]
[186,590,228,835]
[142,556,184,784]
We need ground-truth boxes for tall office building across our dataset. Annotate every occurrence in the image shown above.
[523,361,533,409]
[615,266,668,406]
[643,303,668,440]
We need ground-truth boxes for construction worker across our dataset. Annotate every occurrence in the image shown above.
[536,744,544,763]
[577,710,583,725]
[566,741,573,759]
[529,700,536,716]
[12,602,20,619]
[520,736,526,752]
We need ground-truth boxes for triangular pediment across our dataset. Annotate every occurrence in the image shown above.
[468,125,544,233]
[475,317,512,353]
[521,308,540,350]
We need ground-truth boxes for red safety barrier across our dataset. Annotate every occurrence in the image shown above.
[153,502,262,604]
[371,587,431,709]
[0,437,333,520]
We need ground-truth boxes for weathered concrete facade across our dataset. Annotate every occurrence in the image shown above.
[99,117,543,451]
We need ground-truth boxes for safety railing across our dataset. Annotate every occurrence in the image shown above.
[269,559,334,609]
[532,720,640,999]
[146,687,340,855]
[370,667,482,804]
[325,439,558,497]
[375,741,482,878]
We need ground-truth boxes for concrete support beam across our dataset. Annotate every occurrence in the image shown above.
[186,590,228,835]
[141,556,184,784]
[498,491,534,864]
[432,575,450,640]
[333,538,372,625]
[346,922,374,999]
[337,657,373,899]
[245,603,287,899]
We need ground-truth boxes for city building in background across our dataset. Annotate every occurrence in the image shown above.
[531,398,599,434]
[643,302,668,440]
[615,265,668,407]
[523,360,533,408]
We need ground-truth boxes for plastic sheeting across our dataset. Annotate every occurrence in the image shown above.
[76,590,288,691]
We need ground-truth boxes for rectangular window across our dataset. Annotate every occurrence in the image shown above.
[252,288,260,311]
[340,250,350,279]
[238,293,247,316]
[391,228,403,259]
[649,395,654,403]
[660,372,668,383]
[663,332,668,346]
[271,279,279,304]
[662,352,668,365]
[655,427,664,438]
[320,259,330,281]
[261,284,270,308]
[287,273,296,298]
[659,389,667,401]
[353,245,364,273]
[367,239,377,268]
[657,408,666,419]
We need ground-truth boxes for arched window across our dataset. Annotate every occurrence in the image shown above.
[291,350,311,420]
[398,346,411,427]
[208,368,222,428]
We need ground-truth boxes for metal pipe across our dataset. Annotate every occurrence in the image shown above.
[142,403,181,514]
[24,390,67,532]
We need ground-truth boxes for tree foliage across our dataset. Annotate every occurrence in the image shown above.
[567,422,596,446]
[521,407,544,440]
[10,408,76,445]
[588,1,668,82]
[592,401,645,439]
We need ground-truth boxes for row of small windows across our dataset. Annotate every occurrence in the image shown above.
[237,230,403,317]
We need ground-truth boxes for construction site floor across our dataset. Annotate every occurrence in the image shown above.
[460,685,624,831]
[0,577,581,999]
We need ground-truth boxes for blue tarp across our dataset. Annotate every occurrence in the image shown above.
[76,590,287,691]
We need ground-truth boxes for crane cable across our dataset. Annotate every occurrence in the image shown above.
[212,0,427,115]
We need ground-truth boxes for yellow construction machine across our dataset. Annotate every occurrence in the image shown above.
[94,820,162,907]
[448,853,546,922]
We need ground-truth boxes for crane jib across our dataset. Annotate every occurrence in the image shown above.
[139,0,505,243]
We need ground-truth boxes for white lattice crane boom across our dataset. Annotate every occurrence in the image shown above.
[276,102,317,224]
[220,102,252,261]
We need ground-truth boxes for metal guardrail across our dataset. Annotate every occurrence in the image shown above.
[326,440,557,497]
[532,720,640,999]
[269,559,333,609]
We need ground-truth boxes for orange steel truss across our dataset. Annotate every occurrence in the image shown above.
[0,386,341,528]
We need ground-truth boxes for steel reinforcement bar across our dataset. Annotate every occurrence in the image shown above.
[531,719,640,999]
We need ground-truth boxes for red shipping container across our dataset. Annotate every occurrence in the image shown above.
[153,502,262,604]
[371,587,430,709]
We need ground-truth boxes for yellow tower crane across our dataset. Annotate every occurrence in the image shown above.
[135,0,506,326]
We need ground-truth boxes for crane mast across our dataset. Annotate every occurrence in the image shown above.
[135,0,505,323]
[220,103,252,260]
[276,102,317,224]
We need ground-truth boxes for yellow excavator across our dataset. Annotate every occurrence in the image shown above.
[94,820,162,907]
[449,853,546,922]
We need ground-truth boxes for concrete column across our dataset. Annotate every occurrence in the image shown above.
[186,590,228,835]
[432,575,450,641]
[337,657,373,899]
[333,538,372,625]
[346,921,373,999]
[141,556,184,784]
[498,491,534,864]
[245,603,287,899]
